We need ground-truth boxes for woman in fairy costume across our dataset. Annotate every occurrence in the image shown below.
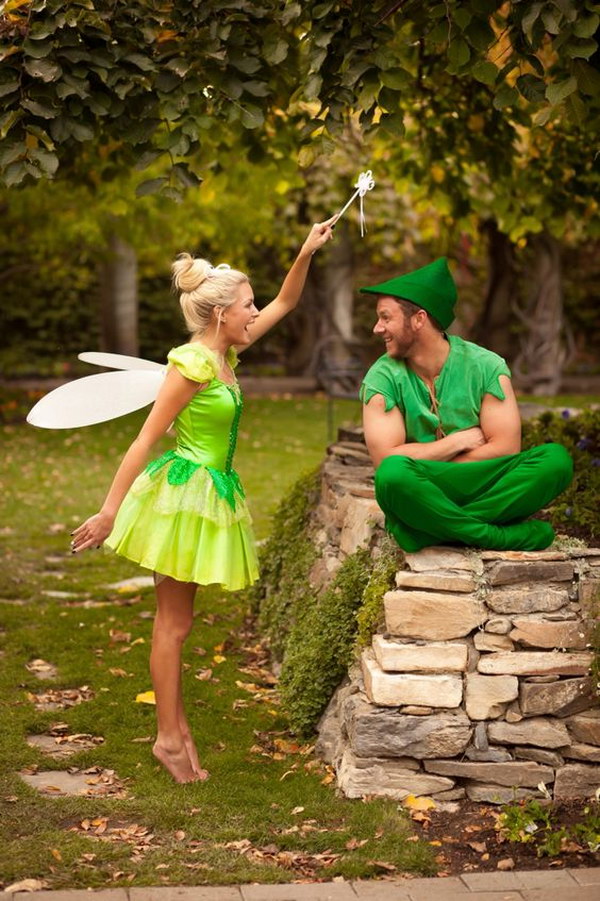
[70,219,335,783]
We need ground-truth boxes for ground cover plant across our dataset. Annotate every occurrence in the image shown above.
[0,394,438,891]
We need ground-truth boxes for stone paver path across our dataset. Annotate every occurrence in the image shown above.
[2,869,600,900]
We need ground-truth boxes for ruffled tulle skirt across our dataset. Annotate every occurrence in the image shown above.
[104,451,259,590]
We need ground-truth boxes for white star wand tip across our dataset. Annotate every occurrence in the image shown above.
[333,170,375,236]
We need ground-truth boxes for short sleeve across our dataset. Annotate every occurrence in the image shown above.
[359,358,399,412]
[167,343,219,383]
[482,354,512,401]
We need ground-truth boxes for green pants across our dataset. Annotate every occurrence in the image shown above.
[374,443,573,553]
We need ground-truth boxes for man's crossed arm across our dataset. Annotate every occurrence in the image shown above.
[363,375,521,468]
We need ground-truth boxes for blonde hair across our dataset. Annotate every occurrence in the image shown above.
[171,253,249,336]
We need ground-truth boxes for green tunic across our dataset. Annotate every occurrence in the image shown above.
[360,337,573,553]
[360,335,511,442]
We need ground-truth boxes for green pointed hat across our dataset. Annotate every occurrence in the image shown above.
[359,257,457,329]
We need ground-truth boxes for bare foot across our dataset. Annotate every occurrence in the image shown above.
[153,740,199,783]
[183,734,209,781]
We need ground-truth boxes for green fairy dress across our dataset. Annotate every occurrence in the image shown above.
[105,343,258,590]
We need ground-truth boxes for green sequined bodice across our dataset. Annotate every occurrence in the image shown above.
[146,380,244,510]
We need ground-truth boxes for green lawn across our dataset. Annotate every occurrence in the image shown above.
[0,395,437,891]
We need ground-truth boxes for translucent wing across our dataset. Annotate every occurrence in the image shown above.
[78,352,164,371]
[27,369,164,429]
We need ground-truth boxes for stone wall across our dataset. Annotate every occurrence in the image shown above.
[313,429,600,803]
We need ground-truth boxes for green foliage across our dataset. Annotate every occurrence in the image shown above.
[276,539,400,736]
[521,407,600,543]
[498,797,600,857]
[355,535,401,648]
[254,469,400,736]
[278,548,373,737]
[0,0,299,189]
[253,469,321,659]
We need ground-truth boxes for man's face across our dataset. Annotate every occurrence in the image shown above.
[373,296,417,359]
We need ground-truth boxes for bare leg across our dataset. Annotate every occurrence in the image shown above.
[150,575,207,783]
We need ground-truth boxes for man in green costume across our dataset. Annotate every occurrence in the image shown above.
[359,258,573,552]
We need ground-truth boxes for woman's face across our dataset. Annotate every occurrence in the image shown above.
[222,282,259,345]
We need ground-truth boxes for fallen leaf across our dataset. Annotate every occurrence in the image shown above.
[403,794,436,811]
[135,691,156,705]
[497,857,515,871]
[468,841,487,853]
[195,668,213,681]
[213,654,226,664]
[367,860,397,872]
[345,838,368,850]
[291,806,305,815]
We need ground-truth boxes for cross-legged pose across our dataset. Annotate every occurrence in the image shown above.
[70,219,334,783]
[360,258,573,553]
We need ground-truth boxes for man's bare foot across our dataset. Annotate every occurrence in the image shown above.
[153,740,199,783]
[183,734,209,781]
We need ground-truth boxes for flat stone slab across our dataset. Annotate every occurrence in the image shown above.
[106,576,155,590]
[5,892,128,900]
[394,570,477,593]
[362,650,463,708]
[486,586,569,614]
[27,731,103,758]
[19,767,127,798]
[26,686,95,710]
[485,560,574,585]
[509,616,590,649]
[403,547,479,572]
[25,658,58,680]
[345,695,471,759]
[488,717,570,748]
[567,710,600,746]
[478,651,593,676]
[481,550,570,561]
[423,759,554,787]
[243,885,356,900]
[131,889,243,900]
[520,676,597,717]
[384,590,485,640]
[336,748,454,801]
[372,635,468,673]
[554,762,600,799]
[465,673,519,720]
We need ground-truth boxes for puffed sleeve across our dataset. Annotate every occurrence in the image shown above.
[167,343,219,383]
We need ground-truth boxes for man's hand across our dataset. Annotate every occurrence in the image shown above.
[455,427,486,454]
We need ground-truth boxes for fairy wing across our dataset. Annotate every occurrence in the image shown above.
[78,352,164,371]
[27,369,165,429]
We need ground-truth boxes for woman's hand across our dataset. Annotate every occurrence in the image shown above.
[71,511,115,553]
[301,217,336,256]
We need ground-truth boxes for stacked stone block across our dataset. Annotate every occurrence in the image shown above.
[313,430,600,803]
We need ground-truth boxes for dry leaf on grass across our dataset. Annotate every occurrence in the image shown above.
[135,691,156,705]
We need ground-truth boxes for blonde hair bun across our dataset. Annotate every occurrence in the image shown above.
[171,252,249,337]
[171,253,213,294]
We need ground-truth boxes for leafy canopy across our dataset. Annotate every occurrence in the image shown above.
[1,0,598,187]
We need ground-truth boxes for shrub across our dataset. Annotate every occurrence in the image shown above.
[522,407,600,544]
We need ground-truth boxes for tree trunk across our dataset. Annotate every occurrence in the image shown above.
[513,231,564,396]
[325,220,354,348]
[473,219,517,362]
[100,233,138,355]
